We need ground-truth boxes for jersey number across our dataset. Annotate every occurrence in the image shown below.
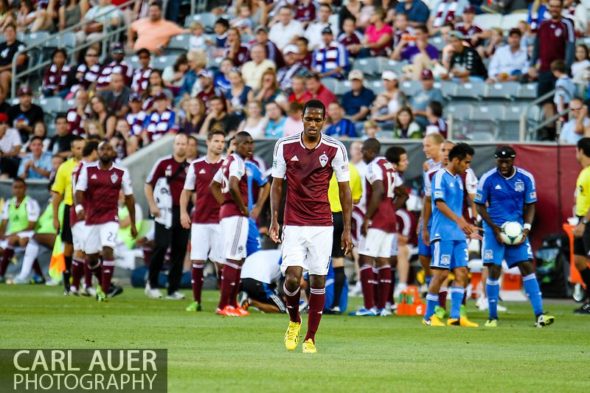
[385,172,395,199]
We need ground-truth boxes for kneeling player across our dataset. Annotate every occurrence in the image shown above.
[239,249,285,313]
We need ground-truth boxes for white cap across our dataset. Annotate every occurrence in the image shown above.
[382,70,398,81]
[283,44,299,55]
[348,70,364,81]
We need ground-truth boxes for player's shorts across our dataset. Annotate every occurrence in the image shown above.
[483,231,532,267]
[220,216,249,261]
[281,225,333,276]
[390,233,399,257]
[190,223,224,262]
[0,230,35,249]
[418,224,432,257]
[246,218,261,257]
[331,212,344,258]
[241,278,286,312]
[84,222,119,254]
[358,228,394,259]
[573,219,590,257]
[72,221,90,252]
[431,239,468,270]
[61,205,73,244]
[351,206,364,247]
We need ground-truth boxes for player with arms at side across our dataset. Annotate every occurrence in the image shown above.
[475,146,554,327]
[423,143,479,327]
[75,142,137,302]
[270,99,352,353]
[573,138,590,314]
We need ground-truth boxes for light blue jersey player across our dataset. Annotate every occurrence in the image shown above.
[245,160,270,256]
[475,146,554,328]
[423,143,479,327]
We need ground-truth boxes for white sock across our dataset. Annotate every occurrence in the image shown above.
[17,239,39,280]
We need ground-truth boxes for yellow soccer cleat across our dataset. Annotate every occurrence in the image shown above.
[448,317,479,327]
[484,319,498,328]
[423,315,446,327]
[284,321,301,351]
[302,339,317,354]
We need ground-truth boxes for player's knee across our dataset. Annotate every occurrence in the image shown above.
[487,265,502,279]
[102,247,114,260]
[284,275,300,291]
[517,261,534,276]
[453,268,468,285]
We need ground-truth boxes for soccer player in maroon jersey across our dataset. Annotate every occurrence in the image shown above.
[75,142,137,302]
[210,131,253,317]
[351,138,402,317]
[270,99,352,354]
[180,131,226,312]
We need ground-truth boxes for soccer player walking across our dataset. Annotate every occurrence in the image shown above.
[476,146,554,327]
[270,100,352,353]
[75,142,137,302]
[573,138,590,314]
[422,143,479,327]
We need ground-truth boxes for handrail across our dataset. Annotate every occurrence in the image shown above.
[518,88,557,141]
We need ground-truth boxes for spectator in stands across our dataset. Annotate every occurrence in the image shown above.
[487,28,528,83]
[188,22,208,52]
[199,95,240,136]
[17,136,52,179]
[0,23,26,95]
[277,45,308,92]
[30,122,49,151]
[563,0,587,36]
[131,48,152,95]
[253,26,285,69]
[66,88,89,136]
[29,1,56,32]
[284,102,304,136]
[296,36,313,69]
[242,43,276,90]
[552,59,576,116]
[325,101,357,138]
[9,86,44,144]
[371,93,395,128]
[89,94,116,139]
[392,12,413,48]
[239,100,267,138]
[428,0,469,34]
[287,75,312,104]
[560,98,590,144]
[195,70,224,110]
[0,85,10,115]
[572,44,590,84]
[231,2,255,34]
[59,0,90,31]
[128,0,187,54]
[411,69,443,128]
[528,0,550,32]
[214,58,233,95]
[99,73,130,118]
[455,6,484,50]
[179,50,207,98]
[393,107,422,139]
[143,70,174,111]
[49,114,74,158]
[358,0,375,28]
[312,27,349,80]
[186,135,198,161]
[0,0,14,31]
[342,70,376,126]
[395,0,430,27]
[96,43,133,90]
[358,8,392,58]
[226,69,253,117]
[0,112,21,178]
[338,0,362,31]
[16,0,35,33]
[126,94,145,151]
[162,54,189,96]
[76,0,123,44]
[482,27,504,59]
[269,6,304,50]
[142,92,177,143]
[42,48,71,98]
[446,31,488,81]
[391,25,438,66]
[178,97,205,135]
[254,69,286,109]
[381,71,408,119]
[363,119,380,139]
[305,3,339,51]
[264,101,286,137]
[338,17,362,59]
[212,17,230,58]
[85,119,105,139]
[294,0,316,27]
[425,100,447,137]
[224,27,250,67]
[71,47,101,94]
[306,73,337,108]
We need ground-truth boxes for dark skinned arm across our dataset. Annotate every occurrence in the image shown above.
[521,203,535,241]
[476,202,502,243]
[124,194,137,238]
[210,180,224,205]
[229,175,248,216]
[0,219,7,239]
[251,182,270,220]
[269,177,284,243]
[363,179,384,236]
[338,181,353,255]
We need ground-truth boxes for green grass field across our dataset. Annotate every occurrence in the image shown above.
[1,285,590,393]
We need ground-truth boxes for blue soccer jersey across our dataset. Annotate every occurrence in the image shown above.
[474,167,537,228]
[431,169,466,242]
[246,161,268,256]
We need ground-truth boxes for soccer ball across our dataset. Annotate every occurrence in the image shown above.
[500,221,524,245]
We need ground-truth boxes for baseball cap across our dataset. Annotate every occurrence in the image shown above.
[348,70,364,81]
[382,71,398,81]
[494,145,516,159]
[198,69,213,79]
[17,86,33,96]
[420,69,434,80]
[321,26,333,35]
[255,25,268,33]
[111,42,124,54]
[0,113,7,123]
[129,93,142,102]
[283,44,299,55]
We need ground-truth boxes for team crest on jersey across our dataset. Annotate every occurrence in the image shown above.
[110,173,119,183]
[440,255,450,267]
[319,153,328,167]
[514,180,524,192]
[484,250,493,260]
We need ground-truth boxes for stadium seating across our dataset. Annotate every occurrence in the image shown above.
[166,34,192,55]
[484,82,520,100]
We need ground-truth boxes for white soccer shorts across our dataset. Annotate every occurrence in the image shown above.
[190,223,224,263]
[72,221,91,252]
[220,216,248,261]
[359,228,394,259]
[0,230,34,249]
[281,225,333,276]
[84,222,119,254]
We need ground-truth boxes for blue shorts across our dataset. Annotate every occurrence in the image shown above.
[246,218,261,257]
[418,224,432,257]
[482,232,532,268]
[431,239,468,270]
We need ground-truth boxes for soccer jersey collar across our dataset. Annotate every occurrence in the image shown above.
[299,133,322,150]
[497,167,516,180]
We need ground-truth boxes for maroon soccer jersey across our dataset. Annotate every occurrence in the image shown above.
[66,108,86,136]
[396,208,418,246]
[272,134,350,226]
[96,60,134,89]
[460,167,478,223]
[146,155,189,206]
[365,156,400,233]
[132,66,152,94]
[184,157,223,224]
[43,63,71,93]
[536,18,575,72]
[213,153,249,219]
[75,163,133,225]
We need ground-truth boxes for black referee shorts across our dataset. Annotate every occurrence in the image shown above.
[61,204,73,244]
[574,221,590,257]
[332,211,344,258]
[241,278,286,312]
[537,71,556,105]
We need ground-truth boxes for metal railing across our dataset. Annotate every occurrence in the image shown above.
[518,88,558,141]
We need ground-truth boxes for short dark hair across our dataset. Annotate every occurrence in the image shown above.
[303,99,326,118]
[508,28,522,37]
[136,48,150,57]
[55,113,67,122]
[577,137,590,157]
[235,131,252,143]
[29,136,44,144]
[83,140,99,157]
[550,59,566,73]
[149,0,162,9]
[448,143,475,161]
[319,3,332,11]
[415,25,429,34]
[52,48,68,60]
[71,135,84,148]
[215,17,230,29]
[187,135,198,144]
[385,146,407,165]
[428,101,443,118]
[363,138,381,154]
[13,177,26,186]
[207,130,226,140]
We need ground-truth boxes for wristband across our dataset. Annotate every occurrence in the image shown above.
[523,223,532,231]
[75,204,84,214]
[583,218,589,225]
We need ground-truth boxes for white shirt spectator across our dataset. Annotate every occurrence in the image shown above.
[0,128,21,154]
[560,117,590,144]
[241,59,276,90]
[269,20,304,50]
[305,21,339,51]
[572,59,590,83]
[488,44,528,80]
